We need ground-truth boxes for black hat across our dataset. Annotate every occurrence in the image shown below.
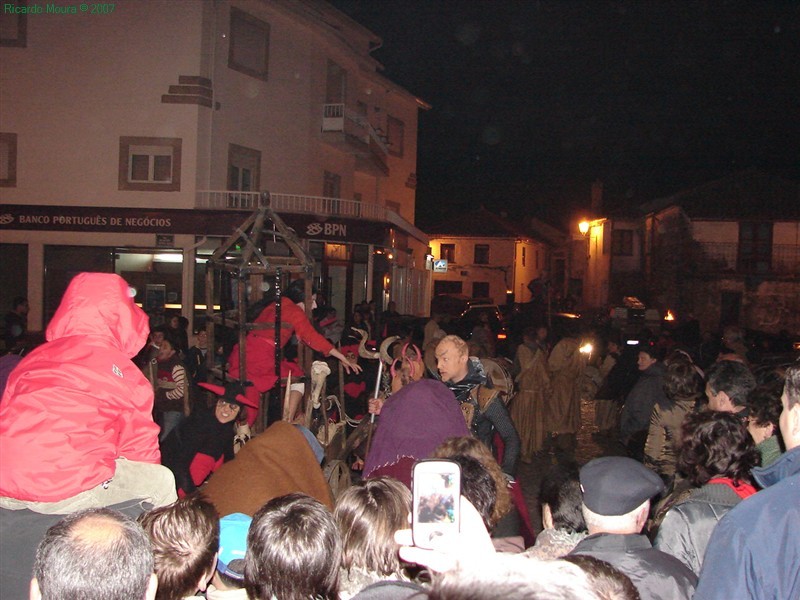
[579,457,664,516]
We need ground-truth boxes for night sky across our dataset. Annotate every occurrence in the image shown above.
[329,0,800,228]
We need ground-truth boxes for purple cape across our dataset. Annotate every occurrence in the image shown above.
[363,378,469,481]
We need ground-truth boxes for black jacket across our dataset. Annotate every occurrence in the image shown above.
[571,532,697,600]
[620,362,667,439]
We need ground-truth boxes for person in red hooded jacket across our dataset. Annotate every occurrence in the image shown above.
[0,272,176,514]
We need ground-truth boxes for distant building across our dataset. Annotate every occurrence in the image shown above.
[0,0,430,335]
[641,169,800,334]
[426,207,551,305]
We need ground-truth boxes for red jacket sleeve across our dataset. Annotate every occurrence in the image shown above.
[284,301,335,355]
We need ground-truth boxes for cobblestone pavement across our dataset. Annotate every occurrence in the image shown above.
[515,398,626,537]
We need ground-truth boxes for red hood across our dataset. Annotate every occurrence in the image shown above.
[45,273,149,357]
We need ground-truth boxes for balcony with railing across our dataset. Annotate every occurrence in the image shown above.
[690,242,800,278]
[195,190,429,243]
[321,103,389,175]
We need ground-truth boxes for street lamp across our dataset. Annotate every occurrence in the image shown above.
[578,220,590,235]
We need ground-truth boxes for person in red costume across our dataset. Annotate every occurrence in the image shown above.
[0,272,176,514]
[228,279,361,425]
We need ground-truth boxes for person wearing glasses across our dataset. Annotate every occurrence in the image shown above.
[160,381,258,497]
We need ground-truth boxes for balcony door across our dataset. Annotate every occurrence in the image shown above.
[326,60,347,104]
[228,144,261,191]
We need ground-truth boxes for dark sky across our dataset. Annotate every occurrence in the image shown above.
[329,1,800,227]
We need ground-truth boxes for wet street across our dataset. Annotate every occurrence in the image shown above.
[516,398,626,537]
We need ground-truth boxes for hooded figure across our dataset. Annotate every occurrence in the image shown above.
[0,273,175,512]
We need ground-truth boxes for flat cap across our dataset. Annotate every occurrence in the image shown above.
[580,457,664,516]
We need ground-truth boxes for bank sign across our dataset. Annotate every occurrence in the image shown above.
[0,204,389,245]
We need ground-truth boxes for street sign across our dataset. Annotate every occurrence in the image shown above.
[433,259,448,273]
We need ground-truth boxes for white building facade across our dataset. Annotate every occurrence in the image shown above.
[0,0,430,333]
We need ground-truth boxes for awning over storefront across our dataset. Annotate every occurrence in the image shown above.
[0,204,395,245]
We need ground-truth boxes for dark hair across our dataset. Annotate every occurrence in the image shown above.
[563,554,641,600]
[450,455,497,532]
[34,508,154,600]
[159,328,181,353]
[785,363,800,411]
[245,493,341,600]
[748,383,784,431]
[432,437,511,527]
[663,360,702,401]
[706,360,756,408]
[538,463,586,533]
[639,344,663,361]
[138,495,219,600]
[677,411,760,486]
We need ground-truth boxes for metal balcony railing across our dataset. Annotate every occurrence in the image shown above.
[195,190,430,244]
[196,191,385,220]
[321,103,390,156]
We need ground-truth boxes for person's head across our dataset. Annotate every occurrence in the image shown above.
[137,495,219,600]
[705,359,756,412]
[213,513,252,591]
[449,455,497,532]
[32,508,157,600]
[747,382,784,446]
[215,398,242,424]
[285,279,308,305]
[168,315,180,329]
[156,333,178,361]
[194,328,208,347]
[663,359,702,401]
[636,346,660,371]
[780,363,800,450]
[150,326,166,348]
[579,457,664,536]
[334,477,410,576]
[12,295,29,315]
[677,411,759,486]
[433,436,511,527]
[722,325,745,348]
[387,301,397,312]
[245,493,341,600]
[199,381,255,425]
[538,463,585,533]
[390,342,425,393]
[562,555,640,600]
[428,554,599,600]
[435,335,470,383]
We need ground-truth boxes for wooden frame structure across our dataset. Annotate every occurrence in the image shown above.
[204,194,315,431]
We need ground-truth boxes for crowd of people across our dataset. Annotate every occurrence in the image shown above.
[1,273,799,599]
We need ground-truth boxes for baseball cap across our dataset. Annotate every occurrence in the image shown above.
[217,513,252,580]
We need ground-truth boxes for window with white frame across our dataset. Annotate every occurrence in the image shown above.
[118,137,181,191]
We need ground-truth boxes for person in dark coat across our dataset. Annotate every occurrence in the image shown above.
[694,363,800,600]
[619,345,667,461]
[570,456,697,600]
